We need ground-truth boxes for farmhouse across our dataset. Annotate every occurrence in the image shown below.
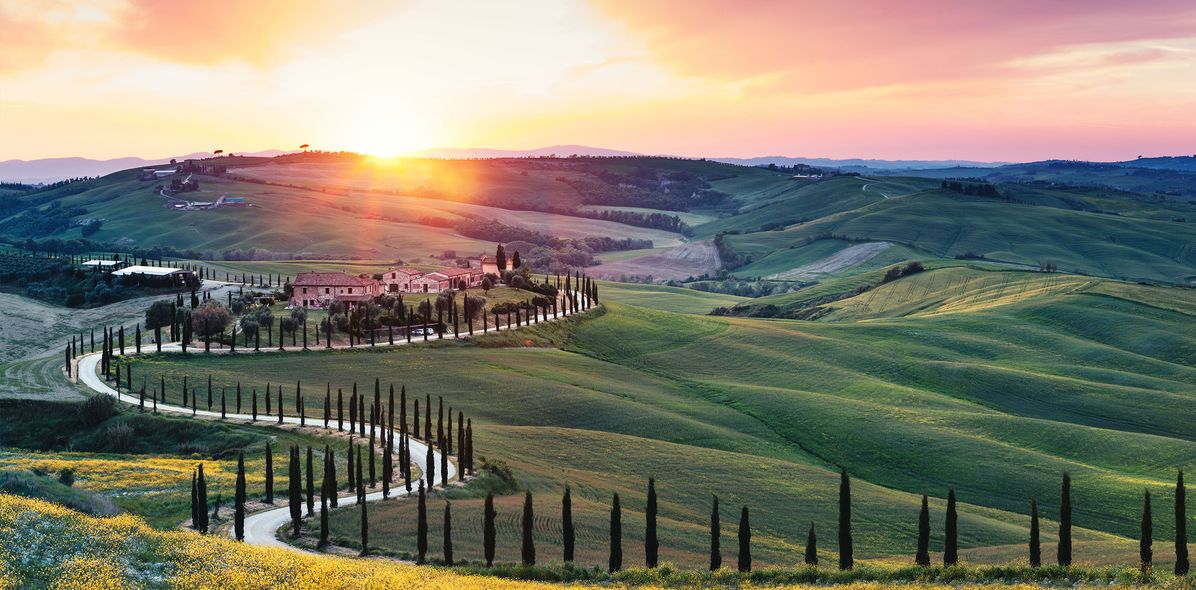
[111,265,197,288]
[480,254,500,275]
[380,267,424,292]
[80,259,125,271]
[290,271,379,308]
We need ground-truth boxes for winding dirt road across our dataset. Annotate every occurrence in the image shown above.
[70,291,592,550]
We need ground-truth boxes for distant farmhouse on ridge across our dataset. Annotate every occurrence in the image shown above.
[289,256,487,308]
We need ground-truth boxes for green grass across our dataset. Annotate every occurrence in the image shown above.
[121,272,1195,570]
[0,397,366,528]
[596,280,748,314]
[727,189,1196,283]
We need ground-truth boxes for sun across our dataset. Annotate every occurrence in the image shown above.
[338,108,436,158]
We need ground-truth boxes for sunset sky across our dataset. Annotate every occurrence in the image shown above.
[2,0,1194,162]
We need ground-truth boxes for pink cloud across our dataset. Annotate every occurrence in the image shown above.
[594,0,1196,91]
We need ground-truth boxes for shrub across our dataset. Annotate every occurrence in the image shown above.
[57,468,75,487]
[106,423,134,453]
[76,395,116,428]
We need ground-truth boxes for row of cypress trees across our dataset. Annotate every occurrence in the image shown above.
[392,470,1189,575]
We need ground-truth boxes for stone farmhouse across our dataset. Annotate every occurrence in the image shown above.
[290,272,380,308]
[290,256,489,308]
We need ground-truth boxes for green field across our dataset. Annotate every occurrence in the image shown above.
[719,189,1196,283]
[122,267,1196,570]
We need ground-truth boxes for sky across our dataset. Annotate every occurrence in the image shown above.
[1,0,1194,162]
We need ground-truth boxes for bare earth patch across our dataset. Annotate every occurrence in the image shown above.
[588,240,722,281]
[767,241,892,280]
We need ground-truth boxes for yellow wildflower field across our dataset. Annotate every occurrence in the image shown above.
[2,493,1189,590]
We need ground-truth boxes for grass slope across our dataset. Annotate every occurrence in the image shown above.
[123,272,1195,569]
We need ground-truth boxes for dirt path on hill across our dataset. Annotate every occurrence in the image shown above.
[767,242,892,280]
[588,240,721,281]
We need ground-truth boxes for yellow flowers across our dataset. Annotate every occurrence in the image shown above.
[0,493,1182,589]
[0,450,257,496]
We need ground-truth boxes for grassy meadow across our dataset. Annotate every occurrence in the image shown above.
[120,266,1196,570]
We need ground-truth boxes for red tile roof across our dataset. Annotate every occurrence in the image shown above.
[293,272,375,287]
[386,267,424,276]
[438,267,479,277]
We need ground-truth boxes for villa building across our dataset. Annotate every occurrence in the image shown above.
[290,272,379,308]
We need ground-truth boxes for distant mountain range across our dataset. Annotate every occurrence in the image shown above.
[3,145,1193,183]
[0,150,288,183]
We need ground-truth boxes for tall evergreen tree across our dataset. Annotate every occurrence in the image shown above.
[522,490,536,566]
[1029,498,1041,567]
[710,494,721,571]
[1141,489,1153,571]
[1178,470,1189,576]
[265,443,274,504]
[563,486,575,563]
[805,522,818,566]
[839,469,853,570]
[426,443,435,489]
[646,478,658,568]
[289,446,302,537]
[944,488,958,566]
[234,451,246,541]
[324,384,331,428]
[484,492,497,567]
[417,481,428,563]
[196,463,209,534]
[916,495,931,566]
[609,493,622,573]
[737,506,751,572]
[439,500,454,566]
[347,442,356,491]
[356,447,365,505]
[1059,473,1072,566]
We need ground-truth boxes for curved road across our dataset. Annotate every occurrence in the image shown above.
[71,294,591,550]
[78,351,452,549]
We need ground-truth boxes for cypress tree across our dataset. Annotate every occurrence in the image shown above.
[839,469,853,570]
[444,500,454,565]
[383,425,393,499]
[437,397,444,446]
[236,382,242,414]
[1059,473,1072,567]
[1029,498,1041,567]
[234,451,246,541]
[466,419,474,474]
[265,443,274,503]
[417,481,428,563]
[710,494,721,571]
[220,388,226,418]
[252,389,257,421]
[426,443,435,489]
[265,382,272,415]
[359,472,369,555]
[1178,470,1189,576]
[337,388,344,431]
[327,445,339,507]
[306,447,315,516]
[563,486,575,563]
[324,384,331,428]
[289,446,302,537]
[484,492,497,567]
[1141,489,1152,571]
[424,394,431,440]
[457,412,465,481]
[805,522,818,566]
[277,385,283,424]
[359,392,366,437]
[439,436,448,487]
[944,488,958,566]
[196,463,208,534]
[738,506,751,572]
[646,477,658,568]
[609,493,622,573]
[207,375,212,411]
[916,495,931,566]
[522,490,536,565]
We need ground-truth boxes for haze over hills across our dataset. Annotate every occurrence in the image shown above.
[6,144,1195,184]
[0,150,290,183]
